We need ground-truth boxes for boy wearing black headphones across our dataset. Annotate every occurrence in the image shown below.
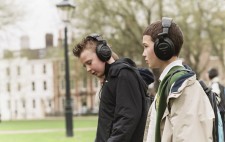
[142,17,214,142]
[73,34,149,142]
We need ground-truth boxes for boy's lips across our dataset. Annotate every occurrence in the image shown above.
[93,72,98,76]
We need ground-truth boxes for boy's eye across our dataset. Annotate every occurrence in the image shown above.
[83,60,92,68]
[143,44,148,48]
[86,61,91,65]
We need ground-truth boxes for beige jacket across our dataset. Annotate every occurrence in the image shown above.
[143,74,215,142]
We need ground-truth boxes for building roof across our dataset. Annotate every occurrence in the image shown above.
[3,47,65,60]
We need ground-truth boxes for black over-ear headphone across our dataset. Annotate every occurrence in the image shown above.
[154,17,175,61]
[86,34,112,62]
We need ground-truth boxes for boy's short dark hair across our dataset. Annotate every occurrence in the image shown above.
[143,19,183,56]
[208,68,218,79]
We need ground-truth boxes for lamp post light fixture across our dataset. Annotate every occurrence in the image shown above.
[56,0,76,137]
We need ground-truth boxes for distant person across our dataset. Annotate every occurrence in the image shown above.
[208,68,221,100]
[141,17,214,142]
[73,34,151,142]
[208,68,225,122]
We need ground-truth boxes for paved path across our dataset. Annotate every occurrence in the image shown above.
[0,127,96,134]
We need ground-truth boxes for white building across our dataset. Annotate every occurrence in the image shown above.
[0,51,55,120]
[0,45,101,120]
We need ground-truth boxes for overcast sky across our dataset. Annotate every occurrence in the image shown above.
[0,0,63,52]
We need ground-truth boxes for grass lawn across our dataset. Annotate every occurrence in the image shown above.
[0,116,98,142]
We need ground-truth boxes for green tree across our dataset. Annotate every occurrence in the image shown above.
[73,0,161,63]
[198,1,225,68]
[0,0,24,29]
[0,0,25,44]
[71,0,225,92]
[72,0,225,76]
[169,0,225,76]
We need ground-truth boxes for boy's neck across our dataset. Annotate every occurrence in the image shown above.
[159,56,178,73]
[107,57,115,64]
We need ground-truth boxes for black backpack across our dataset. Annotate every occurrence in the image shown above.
[218,83,225,114]
[199,81,221,142]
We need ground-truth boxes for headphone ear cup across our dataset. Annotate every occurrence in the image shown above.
[96,43,112,62]
[154,37,175,61]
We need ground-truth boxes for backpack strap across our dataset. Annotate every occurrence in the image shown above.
[165,68,192,97]
[200,81,221,142]
[164,68,193,111]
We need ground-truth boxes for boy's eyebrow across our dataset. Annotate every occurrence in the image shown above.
[142,43,147,46]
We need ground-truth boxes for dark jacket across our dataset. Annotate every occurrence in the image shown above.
[95,59,150,142]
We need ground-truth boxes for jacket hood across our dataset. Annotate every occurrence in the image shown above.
[138,68,154,85]
[108,57,154,85]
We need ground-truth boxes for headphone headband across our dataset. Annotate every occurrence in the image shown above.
[86,33,112,62]
[158,17,173,37]
[86,34,104,42]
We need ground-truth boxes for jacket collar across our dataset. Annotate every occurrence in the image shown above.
[210,77,219,83]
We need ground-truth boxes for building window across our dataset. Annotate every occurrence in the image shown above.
[62,98,65,108]
[7,83,11,92]
[17,66,21,76]
[32,82,35,91]
[6,67,10,76]
[43,81,47,90]
[83,76,87,88]
[81,95,87,107]
[15,101,18,116]
[8,100,11,109]
[18,83,21,91]
[70,79,75,89]
[22,100,26,108]
[33,100,36,108]
[61,79,65,90]
[31,65,35,74]
[43,64,46,74]
[60,62,65,72]
[49,100,52,107]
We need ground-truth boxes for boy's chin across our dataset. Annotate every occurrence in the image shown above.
[96,74,103,78]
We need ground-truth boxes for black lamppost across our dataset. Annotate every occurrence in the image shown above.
[56,0,76,137]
